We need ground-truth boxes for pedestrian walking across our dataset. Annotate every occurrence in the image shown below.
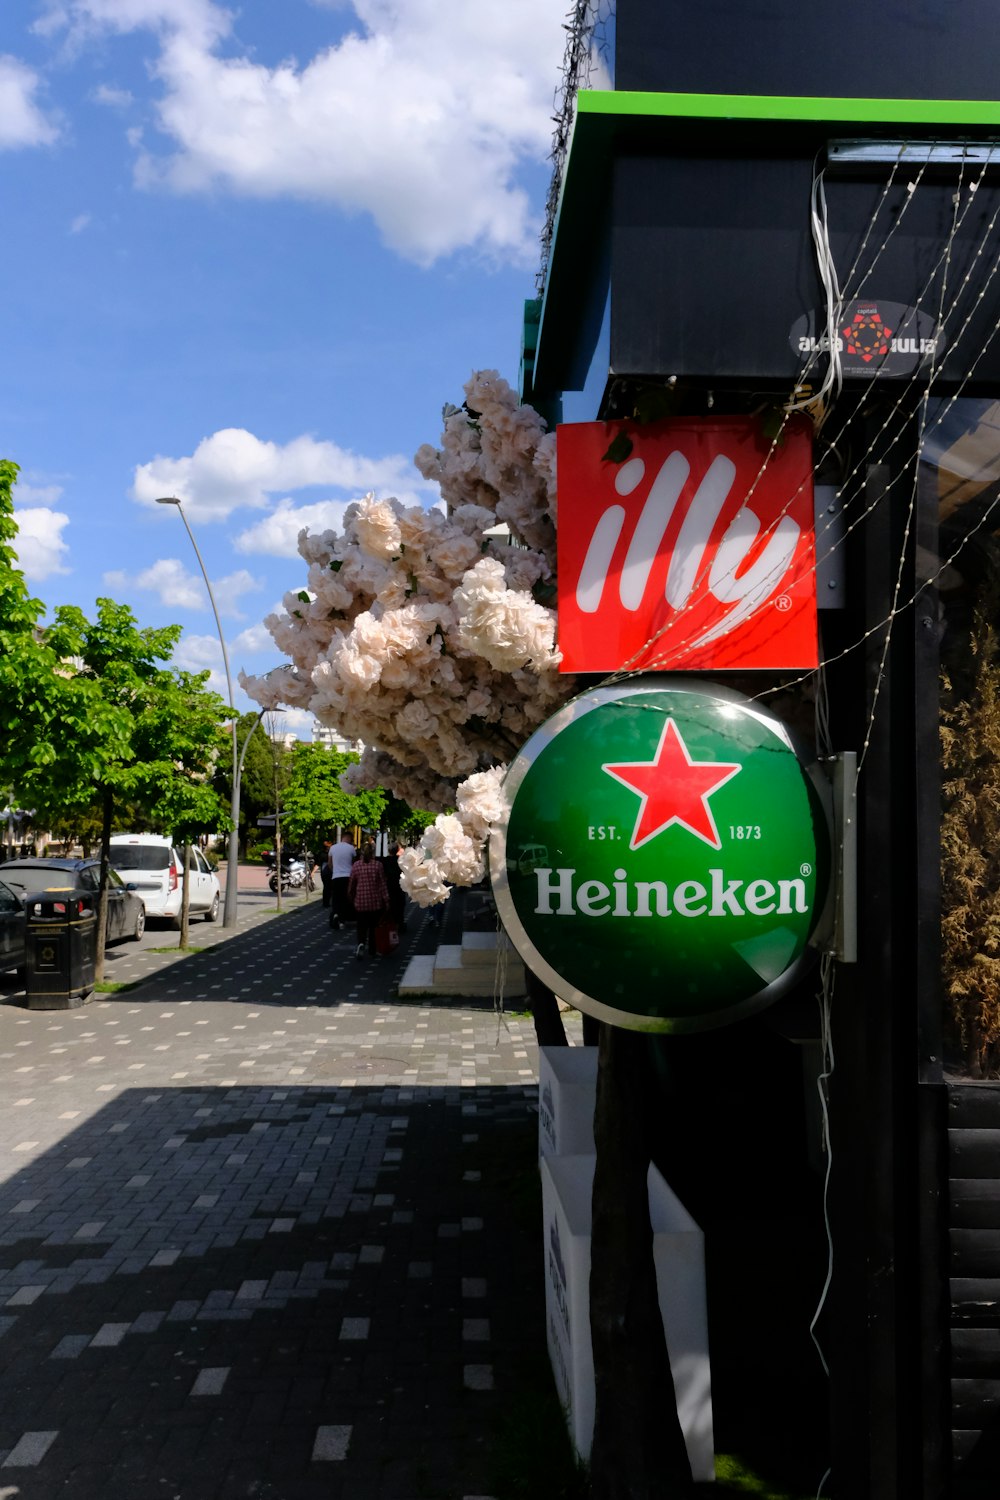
[318,839,334,907]
[348,841,389,958]
[382,839,406,931]
[329,831,356,929]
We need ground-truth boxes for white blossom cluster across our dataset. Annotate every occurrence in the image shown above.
[241,371,573,905]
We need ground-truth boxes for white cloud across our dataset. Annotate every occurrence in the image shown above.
[167,627,279,705]
[270,707,316,739]
[171,633,228,696]
[37,0,567,264]
[15,480,64,506]
[69,212,92,233]
[102,556,260,617]
[0,55,58,149]
[91,83,134,107]
[231,620,275,654]
[211,568,261,619]
[13,507,71,580]
[133,426,429,523]
[171,630,220,669]
[35,0,228,49]
[132,556,206,609]
[234,497,352,558]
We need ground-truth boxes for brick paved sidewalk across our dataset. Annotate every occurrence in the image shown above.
[0,902,574,1499]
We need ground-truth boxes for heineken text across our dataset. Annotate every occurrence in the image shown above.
[533,866,809,918]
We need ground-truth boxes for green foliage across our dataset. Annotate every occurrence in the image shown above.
[0,461,128,806]
[380,793,436,843]
[280,743,386,851]
[214,712,285,848]
[941,574,1000,1076]
[1,473,230,973]
[713,1454,812,1498]
[24,595,230,836]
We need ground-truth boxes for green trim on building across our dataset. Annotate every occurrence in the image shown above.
[533,87,1000,395]
[577,89,1000,128]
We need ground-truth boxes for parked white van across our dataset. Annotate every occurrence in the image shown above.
[108,834,221,924]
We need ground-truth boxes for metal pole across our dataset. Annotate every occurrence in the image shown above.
[157,498,241,928]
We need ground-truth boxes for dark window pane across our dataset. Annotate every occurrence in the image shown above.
[108,846,172,872]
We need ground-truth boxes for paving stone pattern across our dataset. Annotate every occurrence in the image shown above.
[0,903,574,1499]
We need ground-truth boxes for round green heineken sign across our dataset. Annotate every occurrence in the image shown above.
[490,678,832,1032]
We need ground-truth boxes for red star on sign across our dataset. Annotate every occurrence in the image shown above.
[603,717,742,850]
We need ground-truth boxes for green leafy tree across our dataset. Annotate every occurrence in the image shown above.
[46,797,153,857]
[157,778,228,950]
[381,795,436,844]
[280,744,387,853]
[23,598,230,977]
[215,712,282,854]
[0,461,129,810]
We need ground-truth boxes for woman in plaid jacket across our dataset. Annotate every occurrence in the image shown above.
[347,842,389,959]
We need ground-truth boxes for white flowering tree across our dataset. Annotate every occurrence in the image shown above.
[241,369,572,908]
[243,370,694,1495]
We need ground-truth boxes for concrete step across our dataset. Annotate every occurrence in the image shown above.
[433,944,525,995]
[396,955,439,996]
[460,931,517,967]
[396,948,527,999]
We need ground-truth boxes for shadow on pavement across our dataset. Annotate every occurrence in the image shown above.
[0,1080,542,1500]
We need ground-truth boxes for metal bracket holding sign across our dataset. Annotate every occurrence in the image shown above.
[814,483,846,610]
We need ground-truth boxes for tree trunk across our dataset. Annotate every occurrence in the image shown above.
[589,1023,694,1499]
[179,843,191,948]
[274,809,283,913]
[94,787,113,982]
[525,966,569,1047]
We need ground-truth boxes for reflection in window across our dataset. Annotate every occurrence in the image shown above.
[932,400,1000,1077]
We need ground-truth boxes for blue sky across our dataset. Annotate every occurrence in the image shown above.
[1,0,573,732]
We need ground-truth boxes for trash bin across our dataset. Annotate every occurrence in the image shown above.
[24,890,97,1009]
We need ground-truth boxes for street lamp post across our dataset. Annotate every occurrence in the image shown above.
[156,495,241,928]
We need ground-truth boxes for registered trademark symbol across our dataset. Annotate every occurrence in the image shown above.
[800,862,812,877]
[775,594,792,612]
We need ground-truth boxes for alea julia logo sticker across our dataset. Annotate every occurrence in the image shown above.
[790,298,942,379]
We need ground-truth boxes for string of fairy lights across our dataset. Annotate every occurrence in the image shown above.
[533,20,1000,731]
[537,22,996,685]
[857,162,967,768]
[599,149,1000,717]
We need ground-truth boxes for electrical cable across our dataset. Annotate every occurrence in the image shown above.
[810,952,836,1498]
[611,171,1000,681]
[493,904,510,1045]
[815,661,833,759]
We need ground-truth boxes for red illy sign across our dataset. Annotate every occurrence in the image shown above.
[556,416,818,674]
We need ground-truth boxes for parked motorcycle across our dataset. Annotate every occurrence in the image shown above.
[262,850,315,895]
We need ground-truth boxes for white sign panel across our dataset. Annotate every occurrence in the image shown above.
[538,1045,598,1160]
[540,1152,715,1481]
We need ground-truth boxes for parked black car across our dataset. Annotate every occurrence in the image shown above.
[0,875,26,973]
[0,859,146,946]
